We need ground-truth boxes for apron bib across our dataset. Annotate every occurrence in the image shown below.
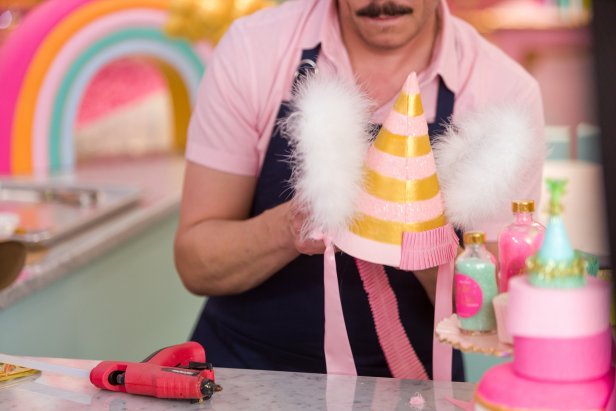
[191,45,464,380]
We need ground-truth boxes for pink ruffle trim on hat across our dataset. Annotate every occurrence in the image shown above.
[356,259,429,380]
[399,224,459,271]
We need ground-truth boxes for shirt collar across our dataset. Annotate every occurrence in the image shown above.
[319,0,354,79]
[420,0,460,93]
[301,0,336,51]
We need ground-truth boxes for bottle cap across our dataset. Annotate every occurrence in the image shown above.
[512,200,534,213]
[463,231,485,246]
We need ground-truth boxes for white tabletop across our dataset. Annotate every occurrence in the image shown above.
[0,357,475,410]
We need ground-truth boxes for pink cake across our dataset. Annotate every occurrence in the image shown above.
[474,275,614,410]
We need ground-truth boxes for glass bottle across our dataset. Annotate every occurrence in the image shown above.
[455,231,498,335]
[498,200,545,292]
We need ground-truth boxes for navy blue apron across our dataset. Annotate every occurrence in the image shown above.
[191,45,465,381]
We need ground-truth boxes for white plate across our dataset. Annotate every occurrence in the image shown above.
[436,314,513,357]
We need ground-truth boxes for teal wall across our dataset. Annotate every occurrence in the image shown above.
[0,213,204,362]
[463,353,508,383]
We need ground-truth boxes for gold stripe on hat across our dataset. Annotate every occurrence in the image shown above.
[349,213,447,244]
[373,130,432,158]
[364,169,441,202]
[393,92,424,117]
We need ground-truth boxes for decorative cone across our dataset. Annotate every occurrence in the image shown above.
[526,179,585,288]
[330,73,458,381]
[333,73,458,270]
[286,71,460,380]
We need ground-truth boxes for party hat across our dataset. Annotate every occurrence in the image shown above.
[527,178,585,288]
[330,73,458,381]
[333,72,458,270]
[285,72,458,381]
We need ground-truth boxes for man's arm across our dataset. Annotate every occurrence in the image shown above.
[174,161,324,296]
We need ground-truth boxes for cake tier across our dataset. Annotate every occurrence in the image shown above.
[474,363,614,411]
[512,328,612,381]
[508,275,610,338]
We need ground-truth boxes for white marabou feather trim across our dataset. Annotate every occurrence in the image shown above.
[281,73,373,238]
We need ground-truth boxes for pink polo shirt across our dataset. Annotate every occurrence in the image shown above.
[186,0,544,239]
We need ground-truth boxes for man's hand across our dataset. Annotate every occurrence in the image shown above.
[285,200,326,256]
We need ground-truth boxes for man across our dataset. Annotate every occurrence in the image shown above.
[174,0,544,380]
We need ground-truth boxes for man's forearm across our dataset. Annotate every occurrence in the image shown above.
[174,204,299,296]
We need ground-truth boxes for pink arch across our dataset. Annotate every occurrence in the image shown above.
[0,0,89,174]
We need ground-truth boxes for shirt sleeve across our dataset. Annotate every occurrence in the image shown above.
[185,23,261,176]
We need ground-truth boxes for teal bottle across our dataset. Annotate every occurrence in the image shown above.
[455,231,498,334]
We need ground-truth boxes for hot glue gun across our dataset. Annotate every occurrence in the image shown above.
[89,341,221,401]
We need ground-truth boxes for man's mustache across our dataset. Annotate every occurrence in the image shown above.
[356,2,414,18]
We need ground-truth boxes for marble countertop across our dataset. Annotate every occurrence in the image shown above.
[0,155,186,308]
[0,358,475,410]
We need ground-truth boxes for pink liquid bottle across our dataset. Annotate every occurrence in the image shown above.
[497,200,545,292]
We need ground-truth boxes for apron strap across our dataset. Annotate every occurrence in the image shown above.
[428,76,455,140]
[292,44,321,95]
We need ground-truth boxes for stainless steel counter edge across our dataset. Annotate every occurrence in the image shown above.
[0,155,186,309]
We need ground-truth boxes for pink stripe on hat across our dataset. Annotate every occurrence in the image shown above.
[383,111,429,136]
[365,147,436,180]
[356,191,445,224]
[401,72,421,95]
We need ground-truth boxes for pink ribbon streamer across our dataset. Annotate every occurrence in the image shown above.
[325,374,357,411]
[323,234,455,380]
[433,260,454,381]
[356,259,429,380]
[323,239,356,375]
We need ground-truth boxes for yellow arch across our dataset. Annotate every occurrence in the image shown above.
[156,60,191,152]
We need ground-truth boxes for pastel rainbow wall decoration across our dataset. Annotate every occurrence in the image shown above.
[0,0,208,175]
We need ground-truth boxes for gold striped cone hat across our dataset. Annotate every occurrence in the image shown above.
[333,72,458,270]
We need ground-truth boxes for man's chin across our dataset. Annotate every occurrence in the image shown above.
[360,33,414,51]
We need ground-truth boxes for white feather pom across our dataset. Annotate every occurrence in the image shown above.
[432,105,546,230]
[282,73,373,237]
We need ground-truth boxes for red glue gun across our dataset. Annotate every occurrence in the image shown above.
[89,342,220,401]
